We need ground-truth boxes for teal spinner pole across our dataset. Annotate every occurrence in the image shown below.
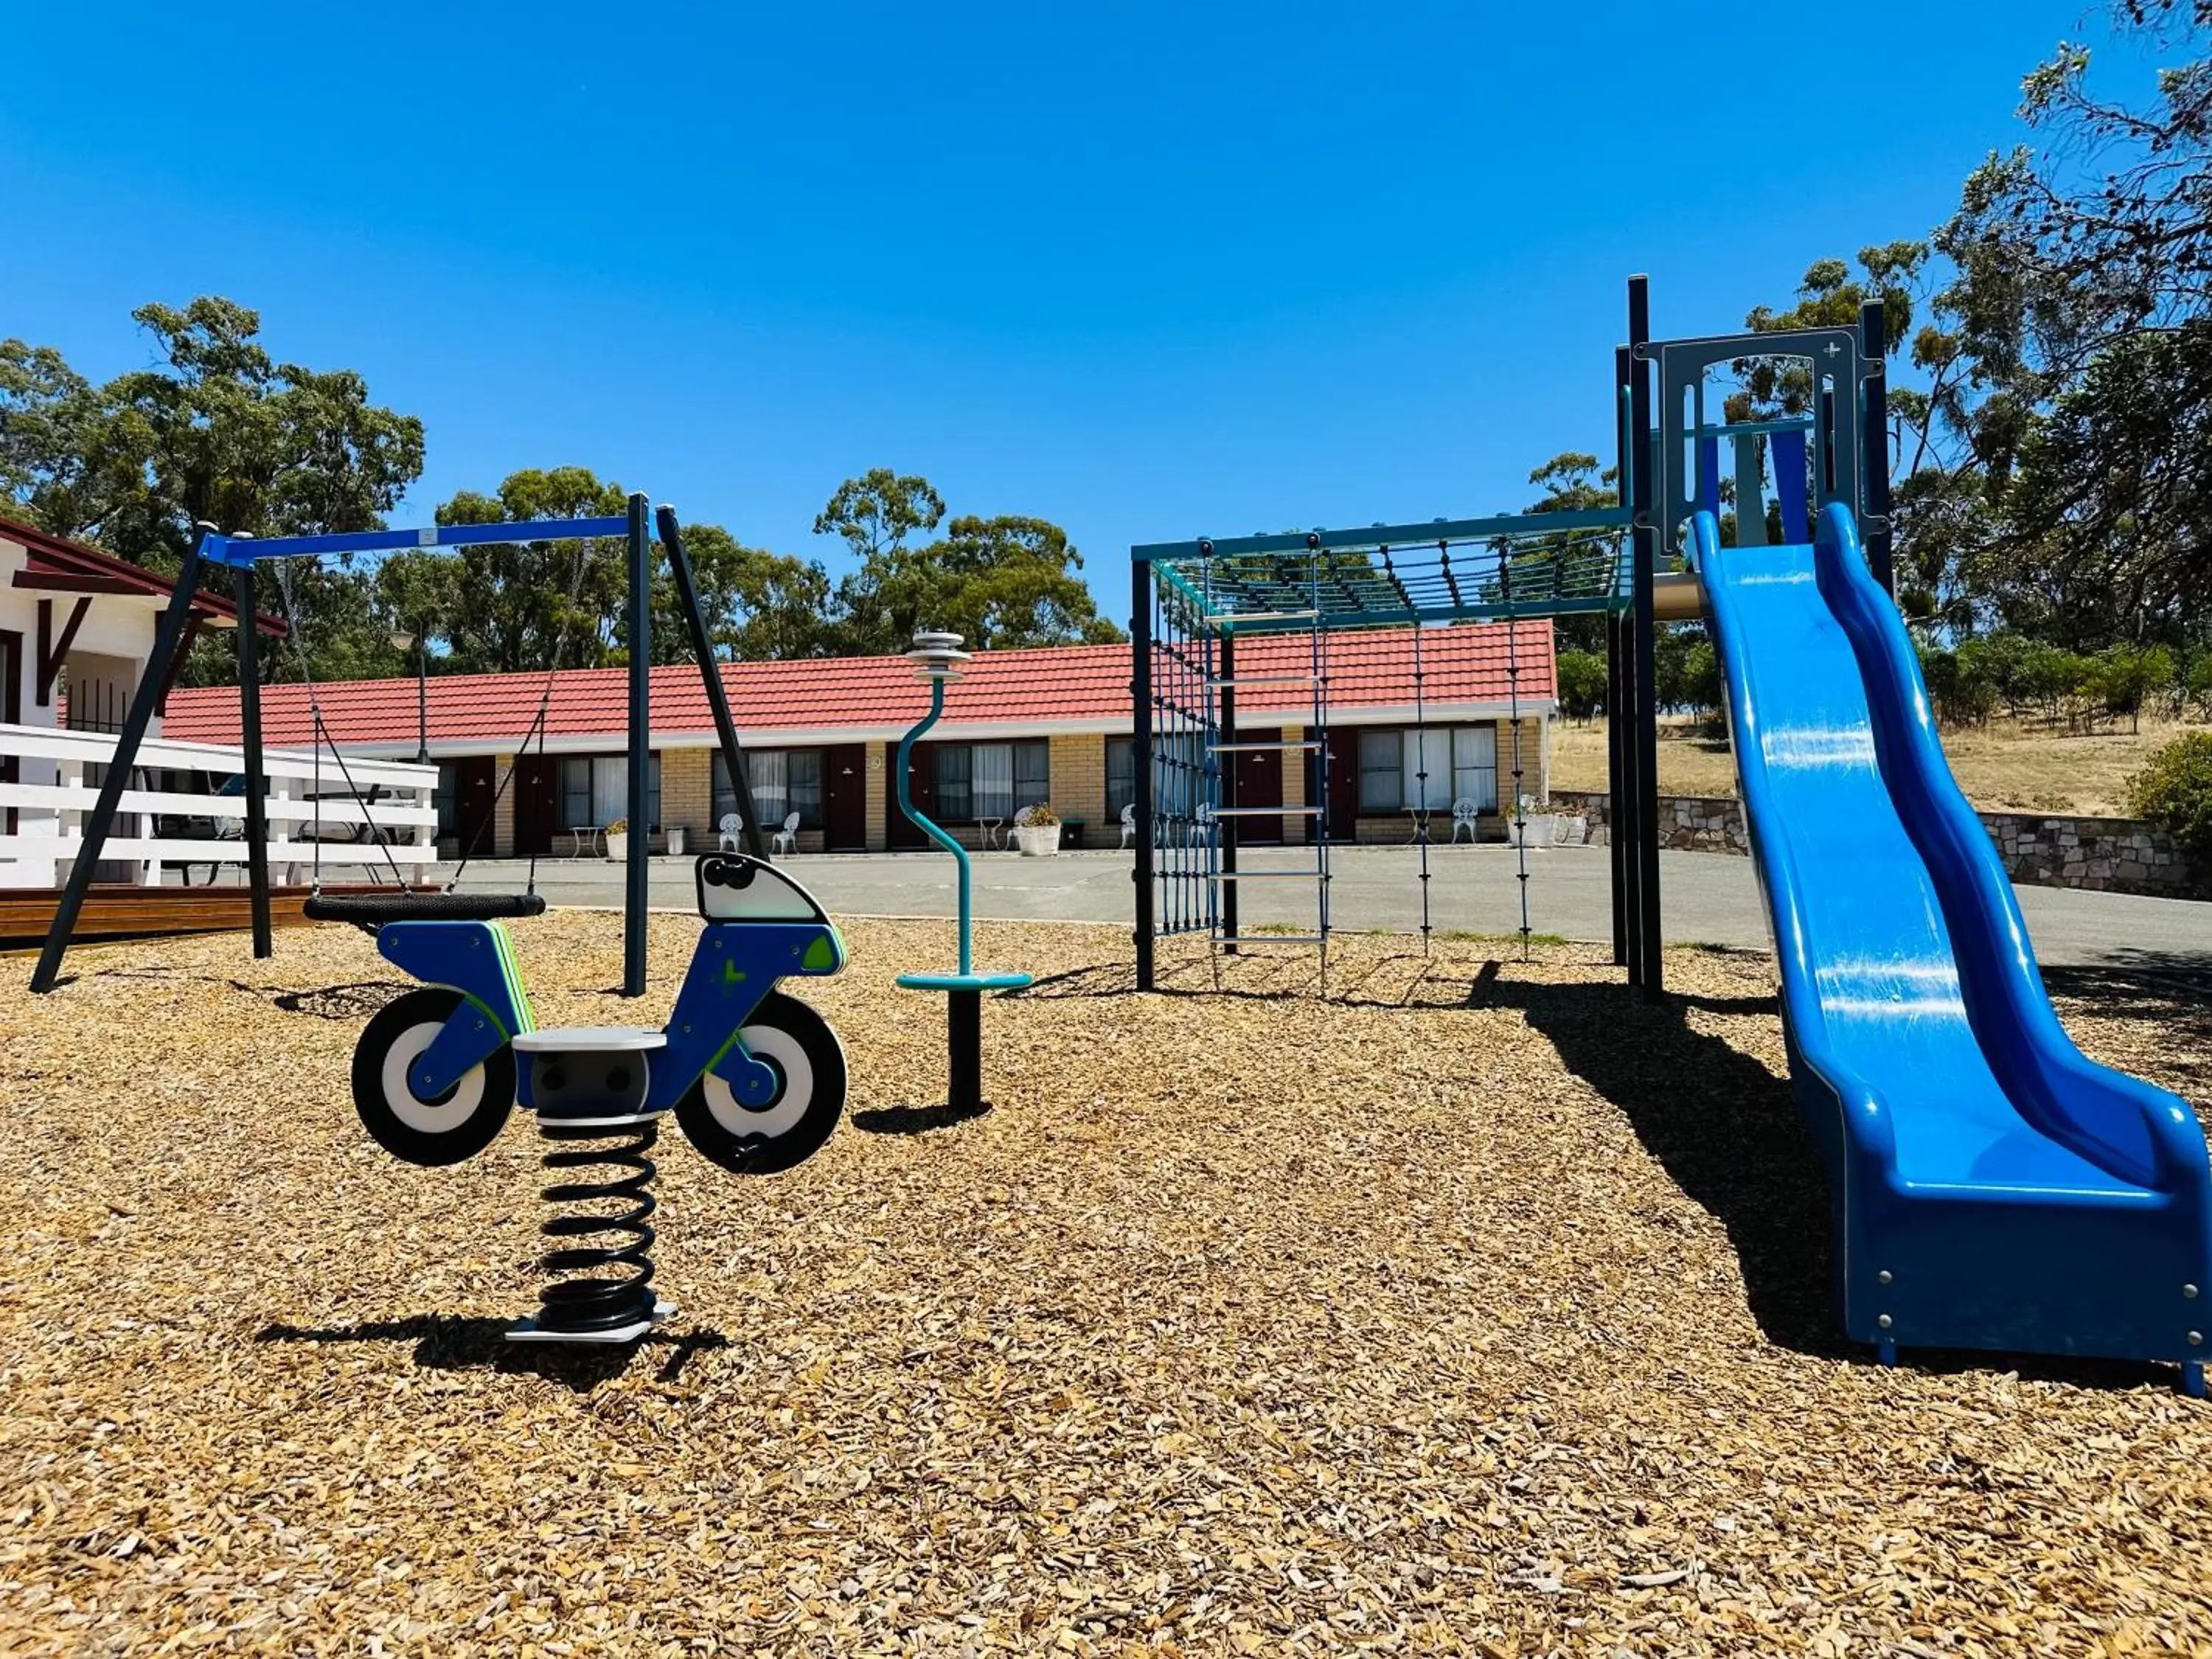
[893,632,1029,1113]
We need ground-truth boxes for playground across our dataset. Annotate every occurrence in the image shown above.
[3,915,2208,1652]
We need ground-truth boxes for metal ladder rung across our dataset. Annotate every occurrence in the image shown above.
[1211,805,1321,817]
[1208,674,1322,688]
[1209,740,1321,753]
[1204,609,1320,625]
[1214,933,1328,946]
[1207,869,1325,880]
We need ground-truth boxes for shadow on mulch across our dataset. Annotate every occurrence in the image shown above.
[1005,955,1478,1011]
[2043,947,2212,1025]
[255,1316,728,1391]
[1464,971,1846,1360]
[57,967,414,1020]
[1478,970,2199,1394]
[854,1102,994,1135]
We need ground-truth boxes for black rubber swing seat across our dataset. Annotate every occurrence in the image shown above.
[303,891,549,925]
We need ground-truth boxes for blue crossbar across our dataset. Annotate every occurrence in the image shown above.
[206,515,635,566]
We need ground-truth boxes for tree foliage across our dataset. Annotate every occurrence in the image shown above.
[1,297,427,684]
[1,305,1128,687]
[811,470,1124,653]
[1933,0,2212,639]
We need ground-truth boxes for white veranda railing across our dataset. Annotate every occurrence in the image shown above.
[0,720,437,889]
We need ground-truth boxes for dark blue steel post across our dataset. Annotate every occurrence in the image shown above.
[1217,627,1237,951]
[1609,345,1632,968]
[31,525,216,993]
[655,504,768,860]
[233,566,274,957]
[1628,276,1663,998]
[1131,563,1156,990]
[623,493,651,998]
[1858,299,1894,597]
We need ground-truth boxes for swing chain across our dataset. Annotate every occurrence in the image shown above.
[273,558,414,894]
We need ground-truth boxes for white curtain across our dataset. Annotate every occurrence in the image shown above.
[591,757,627,827]
[973,744,1015,818]
[1402,728,1497,811]
[1400,729,1453,812]
[1453,726,1498,810]
[749,751,790,822]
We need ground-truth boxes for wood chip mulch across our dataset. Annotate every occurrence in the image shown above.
[2,915,2209,1655]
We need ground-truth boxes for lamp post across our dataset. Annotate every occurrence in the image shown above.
[391,629,429,765]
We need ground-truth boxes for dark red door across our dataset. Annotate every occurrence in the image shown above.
[889,743,935,849]
[824,743,867,851]
[513,755,558,856]
[1232,747,1283,844]
[456,756,498,857]
[1306,726,1359,844]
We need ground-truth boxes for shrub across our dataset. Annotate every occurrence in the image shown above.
[1555,649,1607,723]
[1919,646,1989,726]
[1021,803,1060,826]
[1681,640,1723,719]
[2185,653,2212,721]
[2084,643,2173,734]
[2126,731,2212,873]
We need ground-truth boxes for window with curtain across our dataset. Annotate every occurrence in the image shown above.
[936,745,972,821]
[745,751,789,824]
[1352,727,1498,813]
[1357,730,1402,811]
[722,750,822,829]
[779,751,823,825]
[559,754,661,829]
[1402,728,1453,813]
[973,744,1015,820]
[1105,738,1134,818]
[1452,726,1498,810]
[930,741,1049,821]
[1013,741,1049,810]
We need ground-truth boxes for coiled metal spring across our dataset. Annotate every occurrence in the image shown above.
[535,1117,659,1335]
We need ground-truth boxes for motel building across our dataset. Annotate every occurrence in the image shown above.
[164,625,1558,858]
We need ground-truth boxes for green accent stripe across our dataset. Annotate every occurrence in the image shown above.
[490,922,535,1033]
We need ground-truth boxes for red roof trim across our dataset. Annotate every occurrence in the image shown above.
[0,514,285,633]
[162,622,1558,751]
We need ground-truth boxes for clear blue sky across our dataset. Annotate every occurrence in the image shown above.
[2,1,2096,626]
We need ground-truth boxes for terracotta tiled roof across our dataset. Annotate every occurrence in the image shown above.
[163,623,1556,750]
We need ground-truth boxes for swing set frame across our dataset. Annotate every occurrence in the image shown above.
[30,493,768,997]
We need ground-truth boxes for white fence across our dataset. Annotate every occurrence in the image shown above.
[0,720,437,889]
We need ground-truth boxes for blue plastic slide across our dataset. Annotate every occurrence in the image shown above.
[1694,504,2211,1389]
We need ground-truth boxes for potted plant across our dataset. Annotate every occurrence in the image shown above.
[1014,803,1062,857]
[604,817,629,860]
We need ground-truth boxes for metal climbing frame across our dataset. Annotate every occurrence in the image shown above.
[1129,274,1899,998]
[1130,515,1631,991]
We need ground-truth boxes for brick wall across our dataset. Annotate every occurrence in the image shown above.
[1279,724,1307,844]
[1048,733,1106,832]
[1493,717,1546,807]
[863,741,888,851]
[661,746,713,846]
[493,753,517,856]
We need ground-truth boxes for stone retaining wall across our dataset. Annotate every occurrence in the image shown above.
[1549,789,2199,899]
[1550,789,1747,855]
